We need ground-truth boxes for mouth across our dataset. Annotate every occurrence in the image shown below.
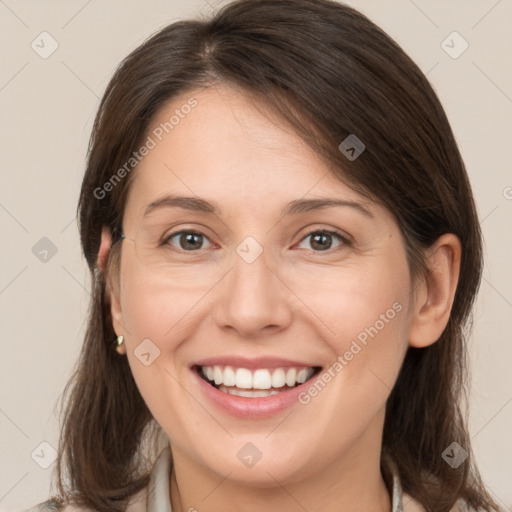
[193,364,322,398]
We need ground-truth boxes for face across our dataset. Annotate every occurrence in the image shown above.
[110,84,415,486]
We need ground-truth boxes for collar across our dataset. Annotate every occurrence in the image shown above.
[146,447,404,512]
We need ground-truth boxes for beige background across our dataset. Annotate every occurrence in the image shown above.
[1,0,511,510]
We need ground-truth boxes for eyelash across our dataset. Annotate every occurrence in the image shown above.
[161,228,352,254]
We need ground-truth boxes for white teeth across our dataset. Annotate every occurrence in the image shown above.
[213,366,223,385]
[200,365,315,392]
[223,366,236,386]
[218,385,281,397]
[235,368,253,389]
[285,368,297,387]
[253,369,271,389]
[296,368,310,384]
[271,368,286,388]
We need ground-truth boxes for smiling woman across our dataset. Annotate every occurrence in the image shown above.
[24,1,501,512]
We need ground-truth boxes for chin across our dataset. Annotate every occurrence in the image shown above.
[197,441,317,488]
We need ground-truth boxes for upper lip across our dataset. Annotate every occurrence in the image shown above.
[193,356,320,369]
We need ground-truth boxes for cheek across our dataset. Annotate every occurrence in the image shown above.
[290,253,411,351]
[117,257,220,428]
[119,252,205,342]
[339,261,410,381]
[116,261,182,407]
[118,276,195,439]
[332,266,410,361]
[293,247,412,415]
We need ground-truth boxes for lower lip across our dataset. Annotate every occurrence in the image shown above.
[192,368,316,419]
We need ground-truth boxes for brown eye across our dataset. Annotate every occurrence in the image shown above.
[165,231,211,251]
[297,230,349,252]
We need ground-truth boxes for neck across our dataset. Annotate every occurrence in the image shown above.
[168,411,392,512]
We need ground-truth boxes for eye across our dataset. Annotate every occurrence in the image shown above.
[296,229,350,252]
[163,230,213,251]
[162,228,350,253]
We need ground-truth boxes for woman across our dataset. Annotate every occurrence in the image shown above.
[26,0,501,510]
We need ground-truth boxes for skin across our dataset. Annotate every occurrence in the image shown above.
[97,84,461,512]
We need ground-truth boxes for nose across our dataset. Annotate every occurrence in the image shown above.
[212,247,293,339]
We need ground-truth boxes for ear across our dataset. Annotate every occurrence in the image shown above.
[408,233,461,348]
[97,226,126,355]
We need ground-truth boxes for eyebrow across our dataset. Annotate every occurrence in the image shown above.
[143,195,374,219]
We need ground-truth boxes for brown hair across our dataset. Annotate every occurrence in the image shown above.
[55,0,500,510]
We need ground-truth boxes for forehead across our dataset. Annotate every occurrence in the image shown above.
[122,85,384,226]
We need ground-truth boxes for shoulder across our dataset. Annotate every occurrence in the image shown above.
[403,492,466,512]
[22,488,148,512]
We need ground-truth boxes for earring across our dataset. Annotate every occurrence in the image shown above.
[115,335,125,354]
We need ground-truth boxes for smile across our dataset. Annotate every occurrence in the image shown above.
[191,357,323,418]
[198,365,318,397]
